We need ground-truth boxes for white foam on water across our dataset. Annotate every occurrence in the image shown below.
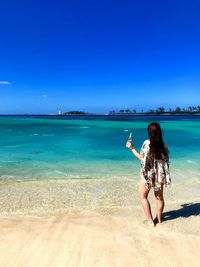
[1,160,18,163]
[54,170,68,176]
[187,160,197,165]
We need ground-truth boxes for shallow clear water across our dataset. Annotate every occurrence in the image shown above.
[0,115,200,182]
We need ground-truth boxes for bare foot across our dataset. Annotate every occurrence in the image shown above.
[143,220,155,227]
[154,217,162,225]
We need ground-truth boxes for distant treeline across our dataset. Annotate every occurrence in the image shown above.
[62,110,87,115]
[109,106,200,114]
[60,106,200,115]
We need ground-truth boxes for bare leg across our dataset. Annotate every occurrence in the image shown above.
[139,181,154,226]
[154,185,165,223]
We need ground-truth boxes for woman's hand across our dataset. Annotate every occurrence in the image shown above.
[126,140,134,150]
[126,140,141,160]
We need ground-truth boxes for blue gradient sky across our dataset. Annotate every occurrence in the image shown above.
[0,0,200,114]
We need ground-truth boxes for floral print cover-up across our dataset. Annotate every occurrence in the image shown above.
[140,140,171,189]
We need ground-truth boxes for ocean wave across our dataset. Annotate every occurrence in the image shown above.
[187,160,197,165]
[79,126,90,129]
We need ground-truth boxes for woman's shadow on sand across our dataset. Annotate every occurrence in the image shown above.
[163,203,200,222]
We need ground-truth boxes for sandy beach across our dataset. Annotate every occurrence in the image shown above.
[0,179,199,267]
[0,209,199,267]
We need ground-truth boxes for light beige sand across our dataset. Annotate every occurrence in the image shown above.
[0,179,199,266]
[0,209,199,267]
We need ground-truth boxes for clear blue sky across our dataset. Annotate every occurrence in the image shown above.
[0,0,200,114]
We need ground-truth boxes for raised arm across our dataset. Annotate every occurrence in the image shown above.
[126,140,142,161]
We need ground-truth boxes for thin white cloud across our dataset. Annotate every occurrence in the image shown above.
[42,94,47,98]
[0,81,11,85]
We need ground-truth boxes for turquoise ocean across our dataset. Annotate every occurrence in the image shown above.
[0,115,200,215]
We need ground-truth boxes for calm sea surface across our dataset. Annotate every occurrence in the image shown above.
[0,115,200,182]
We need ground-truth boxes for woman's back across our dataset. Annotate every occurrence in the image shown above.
[140,139,171,189]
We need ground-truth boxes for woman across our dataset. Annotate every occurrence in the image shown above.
[126,122,171,227]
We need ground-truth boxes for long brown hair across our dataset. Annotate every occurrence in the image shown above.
[148,122,168,160]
